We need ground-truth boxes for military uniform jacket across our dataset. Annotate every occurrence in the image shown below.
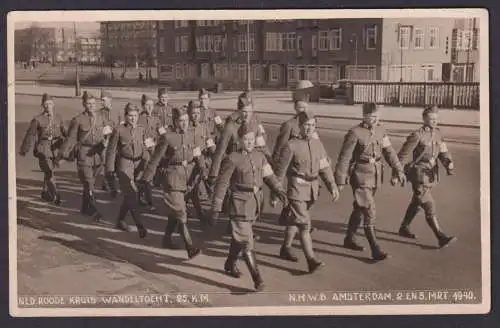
[105,123,150,174]
[272,115,302,164]
[334,123,403,188]
[19,112,67,159]
[152,102,173,128]
[274,136,336,202]
[212,150,282,218]
[209,114,272,178]
[60,111,114,166]
[398,126,453,186]
[142,128,207,192]
[100,107,121,127]
[138,111,162,146]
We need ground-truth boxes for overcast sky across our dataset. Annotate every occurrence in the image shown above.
[14,21,100,33]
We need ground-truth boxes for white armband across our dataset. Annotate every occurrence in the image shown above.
[439,142,448,153]
[206,138,215,148]
[214,116,223,125]
[102,125,113,136]
[262,163,274,177]
[158,126,167,135]
[193,146,202,157]
[382,136,391,148]
[258,124,265,134]
[319,157,330,170]
[255,136,266,147]
[144,138,155,149]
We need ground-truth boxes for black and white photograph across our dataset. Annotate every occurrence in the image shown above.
[7,9,490,316]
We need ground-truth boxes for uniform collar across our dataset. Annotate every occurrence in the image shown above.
[43,111,53,117]
[141,110,152,117]
[190,120,199,127]
[423,125,436,132]
[241,149,252,155]
[125,122,138,129]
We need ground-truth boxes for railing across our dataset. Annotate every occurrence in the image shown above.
[347,81,480,110]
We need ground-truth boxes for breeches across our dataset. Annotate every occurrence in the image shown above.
[351,187,377,227]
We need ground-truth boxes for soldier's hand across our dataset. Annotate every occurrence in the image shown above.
[331,187,340,202]
[398,172,407,186]
[447,162,455,176]
[390,177,398,186]
[276,190,287,205]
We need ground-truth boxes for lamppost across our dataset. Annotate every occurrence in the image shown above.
[73,22,81,97]
[246,20,251,92]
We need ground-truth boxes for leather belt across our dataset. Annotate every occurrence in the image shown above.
[80,142,102,147]
[357,157,381,164]
[169,159,195,167]
[419,158,437,166]
[290,172,318,182]
[121,155,143,161]
[233,184,262,193]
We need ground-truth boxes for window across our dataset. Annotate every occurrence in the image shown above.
[366,26,377,49]
[238,64,247,81]
[270,64,280,81]
[429,27,439,48]
[282,33,296,51]
[265,32,280,51]
[252,64,261,80]
[160,37,165,53]
[175,63,184,79]
[180,35,189,52]
[201,63,210,78]
[214,35,223,52]
[307,66,318,81]
[287,65,297,81]
[398,26,410,49]
[238,33,255,52]
[330,28,342,50]
[319,31,329,51]
[297,35,303,56]
[457,30,473,50]
[389,65,414,82]
[414,28,424,49]
[230,64,238,80]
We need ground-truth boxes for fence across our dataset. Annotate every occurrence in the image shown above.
[348,81,480,110]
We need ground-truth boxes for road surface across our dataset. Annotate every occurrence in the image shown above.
[13,95,482,308]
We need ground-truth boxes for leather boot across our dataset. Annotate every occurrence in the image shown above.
[179,222,201,259]
[88,195,102,222]
[299,227,324,273]
[53,193,62,206]
[398,202,420,239]
[224,239,242,278]
[280,246,298,262]
[115,202,130,232]
[426,216,457,248]
[365,225,389,262]
[162,219,181,249]
[130,209,148,239]
[242,250,264,292]
[343,210,365,251]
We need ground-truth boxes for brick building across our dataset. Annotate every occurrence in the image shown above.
[15,27,56,63]
[100,21,158,67]
[157,19,384,88]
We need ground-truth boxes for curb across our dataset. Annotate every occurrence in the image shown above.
[15,92,480,130]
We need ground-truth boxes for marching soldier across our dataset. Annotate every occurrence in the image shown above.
[207,92,272,236]
[185,100,213,225]
[106,103,149,238]
[273,111,339,273]
[210,124,287,291]
[137,94,162,211]
[334,102,406,262]
[396,105,456,248]
[19,93,67,205]
[140,105,205,260]
[198,88,225,139]
[99,89,119,195]
[151,88,173,186]
[152,87,173,129]
[60,92,114,221]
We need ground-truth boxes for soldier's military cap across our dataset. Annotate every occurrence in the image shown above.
[141,94,154,105]
[237,123,255,138]
[297,110,316,125]
[362,102,379,115]
[172,105,189,120]
[82,91,97,101]
[237,91,253,110]
[198,88,210,98]
[100,89,112,99]
[188,100,202,112]
[41,93,53,104]
[124,103,139,115]
[158,88,167,96]
[422,105,439,117]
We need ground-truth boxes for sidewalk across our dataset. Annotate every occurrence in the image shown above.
[14,83,481,128]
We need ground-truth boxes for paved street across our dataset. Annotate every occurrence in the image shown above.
[13,95,482,308]
[14,83,481,128]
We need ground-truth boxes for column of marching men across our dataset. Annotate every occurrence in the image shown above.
[19,84,457,292]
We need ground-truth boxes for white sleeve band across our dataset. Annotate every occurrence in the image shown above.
[255,136,266,146]
[319,157,330,170]
[382,136,391,148]
[262,163,274,177]
[439,142,448,153]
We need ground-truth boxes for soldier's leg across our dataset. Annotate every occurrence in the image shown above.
[77,166,93,215]
[356,188,389,261]
[225,220,245,278]
[295,201,324,273]
[118,171,147,238]
[87,165,104,221]
[398,186,421,239]
[39,157,61,205]
[236,221,264,291]
[191,185,206,225]
[421,189,456,248]
[343,201,365,251]
[280,204,299,262]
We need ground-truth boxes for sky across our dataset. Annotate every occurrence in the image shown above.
[14,21,100,33]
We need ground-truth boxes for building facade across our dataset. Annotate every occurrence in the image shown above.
[156,19,384,88]
[15,27,56,63]
[380,17,479,82]
[100,21,158,67]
